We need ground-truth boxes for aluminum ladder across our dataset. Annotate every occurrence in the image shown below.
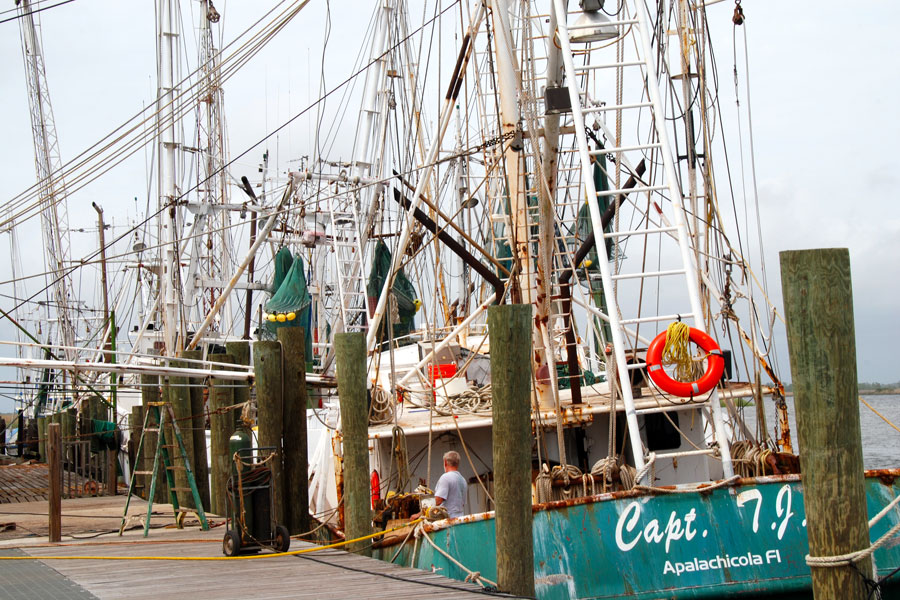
[328,192,369,333]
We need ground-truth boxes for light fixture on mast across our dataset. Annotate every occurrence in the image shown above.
[570,0,618,43]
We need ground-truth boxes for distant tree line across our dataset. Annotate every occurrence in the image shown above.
[783,381,900,393]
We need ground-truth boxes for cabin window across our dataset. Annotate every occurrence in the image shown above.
[644,413,681,451]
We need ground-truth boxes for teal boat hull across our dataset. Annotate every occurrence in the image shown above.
[375,472,900,598]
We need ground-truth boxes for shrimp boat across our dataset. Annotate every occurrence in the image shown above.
[4,0,900,598]
[294,1,900,598]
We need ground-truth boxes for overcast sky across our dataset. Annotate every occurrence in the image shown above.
[0,0,896,417]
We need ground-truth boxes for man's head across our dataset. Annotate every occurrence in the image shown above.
[443,450,460,471]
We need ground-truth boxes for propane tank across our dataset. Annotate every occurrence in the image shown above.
[228,428,254,537]
[229,428,252,477]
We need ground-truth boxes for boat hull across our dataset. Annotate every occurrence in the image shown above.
[375,472,900,598]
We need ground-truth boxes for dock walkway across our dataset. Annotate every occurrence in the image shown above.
[0,496,515,600]
[8,535,509,600]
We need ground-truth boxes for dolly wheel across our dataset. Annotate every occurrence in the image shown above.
[223,530,242,557]
[274,525,290,553]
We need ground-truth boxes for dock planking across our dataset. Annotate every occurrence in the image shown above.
[20,534,520,600]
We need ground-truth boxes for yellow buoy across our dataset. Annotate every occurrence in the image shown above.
[287,312,296,321]
[276,313,286,322]
[267,313,277,322]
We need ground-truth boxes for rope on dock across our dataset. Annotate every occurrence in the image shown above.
[0,519,423,562]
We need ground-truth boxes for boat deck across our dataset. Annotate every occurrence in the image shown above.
[371,381,758,438]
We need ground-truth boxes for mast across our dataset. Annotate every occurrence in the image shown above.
[17,0,76,363]
[194,0,231,336]
[675,0,709,322]
[489,0,559,419]
[158,0,181,356]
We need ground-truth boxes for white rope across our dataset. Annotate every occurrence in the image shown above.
[806,493,900,569]
[870,493,900,528]
[415,523,497,589]
[806,520,900,569]
[634,452,656,485]
[633,475,741,495]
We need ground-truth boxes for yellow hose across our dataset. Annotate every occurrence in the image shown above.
[0,519,423,562]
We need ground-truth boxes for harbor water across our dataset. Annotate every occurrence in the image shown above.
[741,394,900,469]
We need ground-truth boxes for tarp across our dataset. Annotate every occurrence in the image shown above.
[366,241,418,344]
[262,252,313,364]
[270,247,294,293]
[91,419,117,452]
[575,153,613,273]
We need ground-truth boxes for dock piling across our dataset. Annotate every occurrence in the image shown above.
[226,341,251,431]
[277,327,310,535]
[254,341,285,525]
[781,248,872,599]
[208,353,235,516]
[169,363,196,509]
[48,422,61,542]
[335,332,371,554]
[183,350,211,511]
[488,304,535,597]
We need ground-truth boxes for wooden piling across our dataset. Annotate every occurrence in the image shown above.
[141,374,167,504]
[48,423,61,543]
[489,304,535,597]
[130,405,145,499]
[208,353,235,516]
[226,341,251,431]
[780,248,871,599]
[277,327,310,535]
[335,332,371,555]
[254,341,285,526]
[169,364,196,509]
[38,416,47,463]
[183,350,211,512]
[62,408,75,441]
[87,395,107,422]
[106,447,118,496]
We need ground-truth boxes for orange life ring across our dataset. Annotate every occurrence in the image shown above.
[645,327,725,397]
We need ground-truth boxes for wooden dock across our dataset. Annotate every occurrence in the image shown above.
[0,483,518,599]
[7,531,517,599]
[0,463,52,503]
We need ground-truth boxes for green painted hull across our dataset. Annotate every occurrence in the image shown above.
[375,473,900,598]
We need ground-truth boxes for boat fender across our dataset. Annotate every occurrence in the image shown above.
[371,469,381,509]
[645,327,725,397]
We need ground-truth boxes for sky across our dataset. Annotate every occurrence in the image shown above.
[0,0,897,417]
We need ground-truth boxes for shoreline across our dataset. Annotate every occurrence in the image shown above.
[782,389,900,397]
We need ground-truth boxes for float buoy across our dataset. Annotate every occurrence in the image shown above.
[645,327,724,397]
[370,469,381,509]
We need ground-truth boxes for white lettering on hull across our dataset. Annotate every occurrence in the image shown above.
[662,549,782,576]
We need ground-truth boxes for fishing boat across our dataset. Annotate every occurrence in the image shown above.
[4,0,900,598]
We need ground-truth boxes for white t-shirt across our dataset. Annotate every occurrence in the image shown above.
[434,470,468,518]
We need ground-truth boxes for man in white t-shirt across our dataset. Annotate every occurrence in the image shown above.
[433,450,468,518]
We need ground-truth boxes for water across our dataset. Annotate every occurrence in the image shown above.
[738,394,900,470]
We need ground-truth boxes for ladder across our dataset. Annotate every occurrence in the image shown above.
[328,191,369,333]
[119,401,208,536]
[551,0,734,480]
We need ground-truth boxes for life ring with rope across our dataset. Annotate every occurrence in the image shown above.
[645,325,725,397]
